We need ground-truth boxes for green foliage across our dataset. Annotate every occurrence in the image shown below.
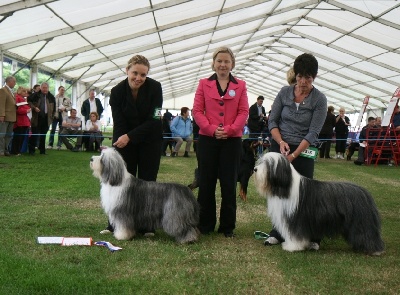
[0,147,399,294]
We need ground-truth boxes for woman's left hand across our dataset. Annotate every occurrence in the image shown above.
[113,134,130,148]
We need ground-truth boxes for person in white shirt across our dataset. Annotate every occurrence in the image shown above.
[84,111,102,152]
[81,89,104,123]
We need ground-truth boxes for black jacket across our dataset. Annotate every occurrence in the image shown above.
[247,102,266,133]
[81,97,104,122]
[110,77,163,145]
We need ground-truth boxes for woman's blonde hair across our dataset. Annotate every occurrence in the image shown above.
[286,67,296,85]
[126,55,150,70]
[211,46,235,71]
[16,86,28,95]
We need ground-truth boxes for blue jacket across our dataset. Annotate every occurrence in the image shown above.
[170,116,192,138]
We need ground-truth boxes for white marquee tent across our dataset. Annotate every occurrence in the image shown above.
[1,0,400,116]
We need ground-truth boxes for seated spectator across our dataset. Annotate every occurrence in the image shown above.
[375,116,382,128]
[60,108,83,152]
[393,105,400,131]
[170,107,193,157]
[161,114,173,156]
[354,117,377,165]
[85,111,102,152]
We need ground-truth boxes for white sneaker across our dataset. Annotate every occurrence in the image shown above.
[56,146,61,150]
[46,146,53,150]
[264,236,280,246]
[338,155,344,160]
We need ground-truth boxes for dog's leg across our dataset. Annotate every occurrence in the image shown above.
[282,238,310,252]
[176,227,199,244]
[113,225,135,240]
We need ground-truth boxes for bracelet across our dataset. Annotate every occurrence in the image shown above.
[279,140,284,144]
[291,153,296,158]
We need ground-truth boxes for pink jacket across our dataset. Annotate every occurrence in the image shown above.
[192,75,249,137]
[14,94,31,128]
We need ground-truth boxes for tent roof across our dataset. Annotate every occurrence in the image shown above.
[1,0,399,111]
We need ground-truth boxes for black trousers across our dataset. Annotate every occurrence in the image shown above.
[196,135,242,234]
[29,116,49,154]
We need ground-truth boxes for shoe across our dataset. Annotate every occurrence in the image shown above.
[184,151,189,157]
[171,152,177,157]
[325,156,332,159]
[144,232,155,237]
[338,154,344,159]
[223,232,235,238]
[100,229,112,234]
[308,242,320,251]
[264,236,280,246]
[4,152,12,156]
[56,146,61,151]
[46,146,53,150]
[354,160,363,166]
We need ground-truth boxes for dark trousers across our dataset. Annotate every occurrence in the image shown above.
[11,126,29,154]
[269,140,315,242]
[335,133,348,153]
[29,116,49,154]
[196,135,242,233]
[48,115,63,147]
[318,134,333,158]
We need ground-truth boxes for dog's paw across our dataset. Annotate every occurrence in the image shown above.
[264,237,280,246]
[282,241,307,252]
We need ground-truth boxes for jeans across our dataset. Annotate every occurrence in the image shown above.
[48,115,63,147]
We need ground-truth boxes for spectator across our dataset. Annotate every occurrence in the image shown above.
[27,82,56,155]
[101,54,163,235]
[334,107,351,159]
[375,116,382,128]
[60,108,83,152]
[170,106,193,157]
[164,109,173,122]
[247,96,267,137]
[265,53,327,248]
[81,89,104,124]
[393,105,400,130]
[0,76,17,156]
[192,46,249,238]
[85,111,102,152]
[318,105,336,159]
[354,117,377,165]
[11,87,31,155]
[32,84,40,93]
[48,86,72,150]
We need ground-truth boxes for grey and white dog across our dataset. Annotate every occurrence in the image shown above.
[90,148,199,244]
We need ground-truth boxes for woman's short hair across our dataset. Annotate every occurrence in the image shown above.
[90,111,99,120]
[16,86,28,95]
[328,105,335,113]
[211,46,235,71]
[127,55,150,70]
[293,53,318,78]
[180,107,189,116]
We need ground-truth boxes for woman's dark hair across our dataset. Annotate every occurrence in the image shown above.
[293,53,318,78]
[181,107,189,116]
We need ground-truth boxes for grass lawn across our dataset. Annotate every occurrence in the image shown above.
[0,140,399,294]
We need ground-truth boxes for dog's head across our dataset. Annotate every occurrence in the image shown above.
[90,148,127,186]
[253,152,293,198]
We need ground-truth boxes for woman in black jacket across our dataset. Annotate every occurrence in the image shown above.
[100,54,163,234]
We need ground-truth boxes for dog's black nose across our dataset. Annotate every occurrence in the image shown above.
[254,168,257,172]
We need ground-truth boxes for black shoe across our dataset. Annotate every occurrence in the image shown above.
[184,151,189,157]
[223,232,235,238]
[171,152,177,157]
[72,146,81,152]
[354,160,363,165]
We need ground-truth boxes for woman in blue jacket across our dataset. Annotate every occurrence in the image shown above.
[170,107,193,157]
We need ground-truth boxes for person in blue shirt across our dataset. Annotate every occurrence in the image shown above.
[170,107,193,157]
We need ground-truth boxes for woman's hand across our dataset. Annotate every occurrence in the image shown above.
[214,126,228,139]
[113,134,130,148]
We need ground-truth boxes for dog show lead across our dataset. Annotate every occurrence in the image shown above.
[100,54,163,235]
[265,53,327,249]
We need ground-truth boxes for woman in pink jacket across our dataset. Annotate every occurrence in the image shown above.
[11,87,31,155]
[192,46,249,237]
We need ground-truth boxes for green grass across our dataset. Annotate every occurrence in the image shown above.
[0,144,399,294]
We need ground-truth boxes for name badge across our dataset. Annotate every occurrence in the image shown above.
[153,108,162,119]
[299,147,319,159]
[229,90,236,97]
